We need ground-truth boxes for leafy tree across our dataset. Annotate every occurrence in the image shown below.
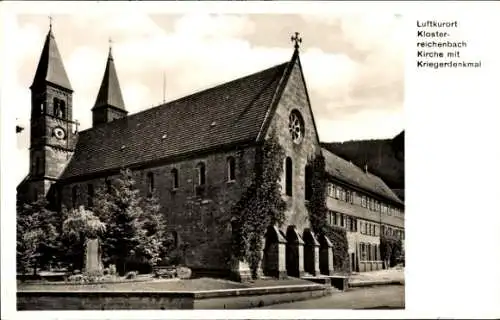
[134,192,165,269]
[61,206,106,271]
[93,169,165,275]
[17,198,59,275]
[380,235,403,268]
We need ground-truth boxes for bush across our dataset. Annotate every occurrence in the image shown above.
[125,271,138,279]
[109,264,117,276]
[68,274,85,283]
[154,267,177,279]
[176,266,192,280]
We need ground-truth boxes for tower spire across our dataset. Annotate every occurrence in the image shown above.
[108,37,113,58]
[92,40,127,126]
[31,20,72,91]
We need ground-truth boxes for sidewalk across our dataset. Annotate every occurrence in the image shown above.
[349,267,405,287]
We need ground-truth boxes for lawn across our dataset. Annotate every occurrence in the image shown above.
[18,276,318,292]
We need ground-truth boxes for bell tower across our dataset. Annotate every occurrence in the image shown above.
[27,23,78,201]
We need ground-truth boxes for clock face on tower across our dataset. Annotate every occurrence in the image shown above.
[53,127,66,140]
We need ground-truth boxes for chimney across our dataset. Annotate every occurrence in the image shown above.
[364,164,368,173]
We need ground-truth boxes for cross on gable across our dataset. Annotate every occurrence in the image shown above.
[291,32,302,50]
[49,15,53,30]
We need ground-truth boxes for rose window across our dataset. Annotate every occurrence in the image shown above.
[288,110,305,144]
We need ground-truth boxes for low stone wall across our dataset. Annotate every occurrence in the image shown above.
[17,284,330,310]
[17,291,194,310]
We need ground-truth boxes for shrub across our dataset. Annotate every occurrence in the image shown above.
[103,268,110,275]
[176,266,192,280]
[125,271,138,279]
[73,269,81,275]
[67,274,85,283]
[109,264,117,276]
[154,267,177,279]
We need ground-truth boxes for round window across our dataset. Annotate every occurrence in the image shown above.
[288,110,305,144]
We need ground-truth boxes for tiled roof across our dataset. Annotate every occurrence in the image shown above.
[60,61,291,180]
[92,48,126,111]
[31,29,72,90]
[322,148,403,205]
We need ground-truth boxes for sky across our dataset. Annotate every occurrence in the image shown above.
[12,10,404,184]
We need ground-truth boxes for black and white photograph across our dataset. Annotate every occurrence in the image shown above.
[11,2,406,312]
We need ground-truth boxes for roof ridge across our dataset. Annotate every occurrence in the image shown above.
[321,147,403,205]
[79,61,289,134]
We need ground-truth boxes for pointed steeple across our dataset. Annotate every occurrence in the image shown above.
[92,42,127,126]
[92,43,126,111]
[31,26,72,91]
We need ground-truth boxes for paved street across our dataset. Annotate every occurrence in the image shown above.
[258,285,405,309]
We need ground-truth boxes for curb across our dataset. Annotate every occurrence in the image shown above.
[348,280,404,287]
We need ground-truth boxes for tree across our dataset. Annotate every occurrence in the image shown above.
[93,169,165,275]
[61,206,106,271]
[380,235,403,268]
[17,198,59,275]
[135,192,165,269]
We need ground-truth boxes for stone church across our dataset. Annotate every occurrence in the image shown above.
[17,26,404,280]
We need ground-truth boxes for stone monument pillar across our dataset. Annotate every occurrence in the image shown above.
[84,238,102,274]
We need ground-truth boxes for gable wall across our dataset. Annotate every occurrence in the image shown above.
[265,58,322,234]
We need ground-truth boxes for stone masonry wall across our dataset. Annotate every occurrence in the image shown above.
[266,58,322,235]
[61,146,258,272]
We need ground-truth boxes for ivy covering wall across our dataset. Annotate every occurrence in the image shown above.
[306,154,350,274]
[231,133,287,278]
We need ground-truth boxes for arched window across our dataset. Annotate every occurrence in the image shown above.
[53,98,60,117]
[367,243,372,260]
[285,157,292,196]
[87,184,94,207]
[304,165,313,200]
[196,162,206,186]
[171,168,179,189]
[147,172,154,197]
[72,186,78,208]
[227,157,236,182]
[59,101,66,118]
